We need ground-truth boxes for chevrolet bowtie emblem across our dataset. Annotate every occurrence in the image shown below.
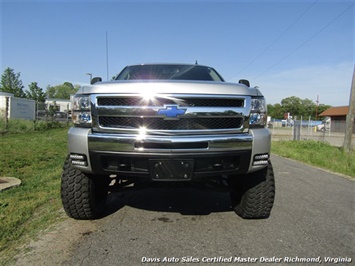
[157,106,187,119]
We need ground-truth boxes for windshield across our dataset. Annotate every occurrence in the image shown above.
[115,65,224,82]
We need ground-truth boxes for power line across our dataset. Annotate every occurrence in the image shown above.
[254,3,354,80]
[229,1,318,81]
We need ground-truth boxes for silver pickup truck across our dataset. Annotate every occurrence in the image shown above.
[61,64,275,220]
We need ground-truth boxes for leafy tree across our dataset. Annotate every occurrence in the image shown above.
[280,96,303,117]
[267,103,284,119]
[301,98,315,118]
[268,96,331,120]
[0,67,26,98]
[63,82,74,89]
[26,82,46,102]
[46,82,78,99]
[280,96,318,119]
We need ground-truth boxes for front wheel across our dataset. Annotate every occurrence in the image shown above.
[61,156,110,220]
[230,162,275,219]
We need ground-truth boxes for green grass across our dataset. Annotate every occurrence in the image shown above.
[0,127,69,265]
[0,118,67,134]
[272,140,355,179]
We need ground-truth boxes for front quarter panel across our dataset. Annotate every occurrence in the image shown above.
[248,128,271,173]
[68,127,92,172]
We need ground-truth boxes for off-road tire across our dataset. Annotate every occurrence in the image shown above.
[230,162,275,219]
[61,156,109,220]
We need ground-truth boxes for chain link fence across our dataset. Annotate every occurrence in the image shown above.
[35,102,71,122]
[1,96,71,132]
[0,97,71,123]
[270,119,355,149]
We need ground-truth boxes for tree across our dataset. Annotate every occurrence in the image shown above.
[0,67,26,98]
[26,82,46,102]
[280,96,304,118]
[46,82,78,99]
[267,103,284,119]
[268,96,331,120]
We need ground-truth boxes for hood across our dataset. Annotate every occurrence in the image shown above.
[77,80,262,97]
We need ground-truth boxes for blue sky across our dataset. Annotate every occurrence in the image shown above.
[1,0,354,106]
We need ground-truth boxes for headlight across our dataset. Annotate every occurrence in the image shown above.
[72,95,92,126]
[249,97,267,128]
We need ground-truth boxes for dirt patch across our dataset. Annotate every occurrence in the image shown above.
[14,213,96,266]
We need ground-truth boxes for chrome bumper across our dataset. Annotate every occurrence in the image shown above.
[68,127,270,175]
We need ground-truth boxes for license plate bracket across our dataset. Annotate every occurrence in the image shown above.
[149,159,194,180]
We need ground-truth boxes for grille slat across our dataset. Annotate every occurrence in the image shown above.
[97,97,244,107]
[99,117,243,130]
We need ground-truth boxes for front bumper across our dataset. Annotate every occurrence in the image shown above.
[67,127,270,180]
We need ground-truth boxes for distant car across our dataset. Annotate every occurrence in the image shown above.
[317,118,331,132]
[36,110,47,117]
[36,110,49,120]
[55,112,68,119]
[317,124,325,131]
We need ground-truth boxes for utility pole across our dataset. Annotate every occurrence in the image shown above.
[315,95,319,120]
[343,66,355,152]
[86,73,92,83]
[106,31,109,81]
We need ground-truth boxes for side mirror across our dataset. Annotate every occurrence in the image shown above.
[91,77,102,85]
[238,79,250,87]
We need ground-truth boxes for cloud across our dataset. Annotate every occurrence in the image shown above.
[259,62,354,106]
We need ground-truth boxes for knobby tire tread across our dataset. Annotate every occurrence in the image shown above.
[231,162,275,219]
[61,157,107,220]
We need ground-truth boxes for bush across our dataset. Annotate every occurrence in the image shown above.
[0,118,68,134]
[33,120,64,131]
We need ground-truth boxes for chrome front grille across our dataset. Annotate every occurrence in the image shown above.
[92,94,249,134]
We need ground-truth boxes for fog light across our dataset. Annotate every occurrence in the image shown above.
[71,160,87,166]
[253,153,269,166]
[253,160,268,166]
[70,154,85,160]
[254,154,269,160]
[70,154,87,166]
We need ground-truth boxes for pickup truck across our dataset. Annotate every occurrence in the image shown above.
[61,63,275,220]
